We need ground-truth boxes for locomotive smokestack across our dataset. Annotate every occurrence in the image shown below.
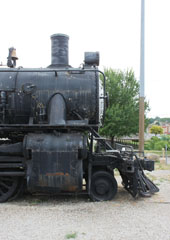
[49,33,69,68]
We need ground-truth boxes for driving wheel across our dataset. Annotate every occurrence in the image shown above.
[90,171,118,201]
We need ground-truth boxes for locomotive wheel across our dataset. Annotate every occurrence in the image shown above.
[0,176,21,203]
[90,171,117,201]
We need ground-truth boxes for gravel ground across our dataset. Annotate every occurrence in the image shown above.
[0,170,170,240]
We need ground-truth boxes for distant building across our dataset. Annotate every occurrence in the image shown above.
[161,123,170,134]
[147,122,170,135]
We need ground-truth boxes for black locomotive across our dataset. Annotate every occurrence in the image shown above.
[0,34,158,202]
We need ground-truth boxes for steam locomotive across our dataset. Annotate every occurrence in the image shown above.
[0,34,158,202]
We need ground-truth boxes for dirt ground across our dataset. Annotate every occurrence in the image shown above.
[0,170,170,240]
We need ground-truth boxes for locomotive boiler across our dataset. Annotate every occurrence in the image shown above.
[0,34,158,202]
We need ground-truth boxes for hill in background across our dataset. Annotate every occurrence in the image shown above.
[149,117,170,125]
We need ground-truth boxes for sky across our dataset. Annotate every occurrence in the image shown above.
[0,0,169,118]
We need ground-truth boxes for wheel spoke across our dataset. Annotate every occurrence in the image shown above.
[0,181,10,190]
[0,176,21,203]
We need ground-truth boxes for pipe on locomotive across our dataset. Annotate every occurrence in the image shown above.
[49,34,69,68]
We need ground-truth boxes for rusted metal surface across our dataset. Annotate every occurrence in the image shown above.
[25,133,86,193]
[46,172,69,176]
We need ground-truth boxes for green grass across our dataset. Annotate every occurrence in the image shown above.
[146,170,170,183]
[65,232,77,239]
[146,173,157,181]
[145,150,170,157]
[155,161,170,170]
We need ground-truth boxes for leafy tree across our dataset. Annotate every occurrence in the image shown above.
[100,68,149,143]
[150,125,163,136]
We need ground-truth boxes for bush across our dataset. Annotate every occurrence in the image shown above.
[154,141,165,151]
[144,137,159,150]
[144,136,170,151]
[144,141,152,150]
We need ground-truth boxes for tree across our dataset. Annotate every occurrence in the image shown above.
[100,68,149,143]
[149,117,170,124]
[150,125,163,136]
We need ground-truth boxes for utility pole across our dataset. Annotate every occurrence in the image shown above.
[139,0,145,153]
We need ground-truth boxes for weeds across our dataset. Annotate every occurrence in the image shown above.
[146,173,157,182]
[155,162,170,170]
[65,232,77,239]
[145,150,170,157]
[29,198,43,205]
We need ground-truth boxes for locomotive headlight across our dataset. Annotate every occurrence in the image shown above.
[84,52,99,66]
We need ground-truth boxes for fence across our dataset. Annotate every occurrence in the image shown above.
[106,138,139,150]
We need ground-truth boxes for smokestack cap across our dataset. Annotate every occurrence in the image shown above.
[51,33,69,39]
